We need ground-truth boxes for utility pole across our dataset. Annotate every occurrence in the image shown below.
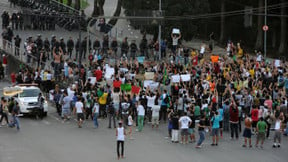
[158,0,162,60]
[78,12,82,65]
[264,0,267,58]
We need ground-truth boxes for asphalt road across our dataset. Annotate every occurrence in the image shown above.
[0,81,287,162]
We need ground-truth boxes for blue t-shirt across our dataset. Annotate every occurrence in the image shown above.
[212,115,221,129]
[218,108,224,121]
[285,78,288,89]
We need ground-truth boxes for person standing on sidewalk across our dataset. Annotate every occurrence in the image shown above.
[116,121,126,160]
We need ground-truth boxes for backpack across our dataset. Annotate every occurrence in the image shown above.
[164,95,169,104]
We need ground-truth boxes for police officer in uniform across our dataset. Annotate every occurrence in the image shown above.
[67,37,74,59]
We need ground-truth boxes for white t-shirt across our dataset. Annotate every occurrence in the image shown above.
[137,104,145,116]
[128,115,133,126]
[112,92,120,103]
[46,73,52,80]
[172,37,179,46]
[117,127,125,141]
[93,103,99,114]
[151,105,160,117]
[75,101,83,113]
[200,45,205,54]
[179,116,191,129]
[146,96,156,108]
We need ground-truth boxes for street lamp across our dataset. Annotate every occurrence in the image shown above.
[264,0,267,58]
[158,0,162,61]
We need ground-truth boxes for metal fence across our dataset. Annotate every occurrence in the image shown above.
[0,38,50,71]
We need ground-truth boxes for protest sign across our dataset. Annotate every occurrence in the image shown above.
[171,75,180,83]
[144,72,154,80]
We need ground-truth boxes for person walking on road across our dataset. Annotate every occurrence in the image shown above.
[195,115,206,148]
[116,121,126,160]
[0,99,9,126]
[8,102,20,131]
[136,101,145,132]
[73,97,85,128]
[92,98,99,128]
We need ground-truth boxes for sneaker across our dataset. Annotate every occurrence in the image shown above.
[195,145,201,148]
[249,145,253,148]
[242,145,247,147]
[277,144,280,148]
[273,144,276,148]
[215,143,218,146]
[211,143,215,146]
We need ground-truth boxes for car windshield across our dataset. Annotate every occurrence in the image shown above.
[19,89,41,97]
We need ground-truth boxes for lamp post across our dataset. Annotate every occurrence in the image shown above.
[87,18,97,58]
[158,0,162,60]
[264,0,267,58]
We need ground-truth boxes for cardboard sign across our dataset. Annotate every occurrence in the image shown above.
[171,75,180,83]
[119,68,129,73]
[105,65,115,79]
[131,86,141,94]
[274,59,280,67]
[137,56,145,64]
[113,80,122,88]
[121,84,132,92]
[144,72,155,80]
[144,80,154,87]
[181,74,190,82]
[88,77,97,85]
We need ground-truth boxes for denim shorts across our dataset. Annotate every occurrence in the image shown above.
[212,128,219,136]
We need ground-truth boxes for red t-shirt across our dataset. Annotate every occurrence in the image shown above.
[3,56,7,65]
[10,73,16,84]
[229,106,239,122]
[192,56,198,66]
[94,70,102,81]
[251,109,259,121]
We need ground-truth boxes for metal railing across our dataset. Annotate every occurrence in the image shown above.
[0,38,50,71]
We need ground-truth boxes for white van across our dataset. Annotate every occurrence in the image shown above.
[11,85,48,116]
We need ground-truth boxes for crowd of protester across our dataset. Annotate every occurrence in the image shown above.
[1,27,288,150]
